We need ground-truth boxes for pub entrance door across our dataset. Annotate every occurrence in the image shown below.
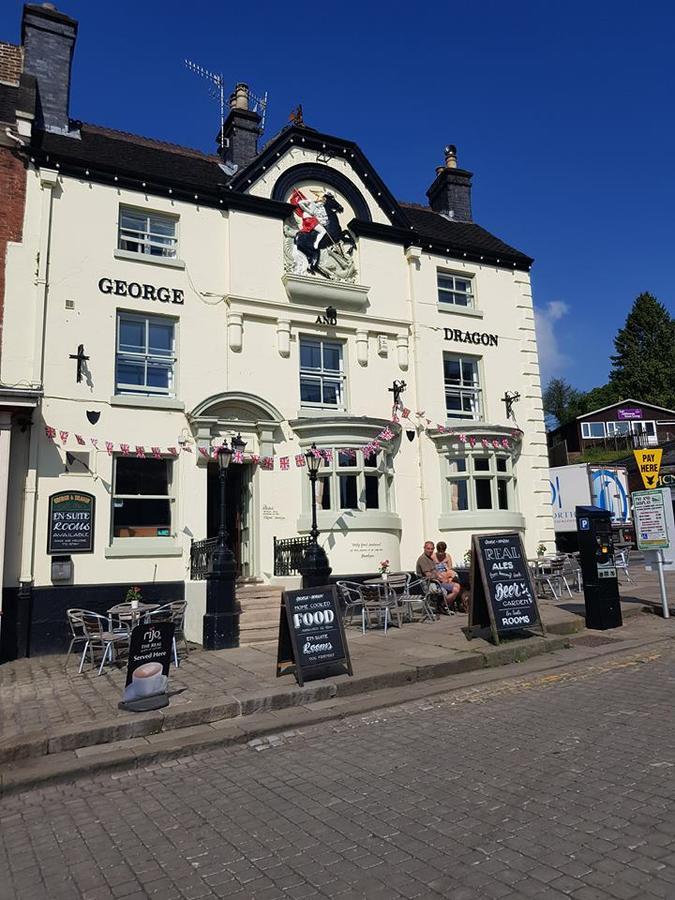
[207,462,253,578]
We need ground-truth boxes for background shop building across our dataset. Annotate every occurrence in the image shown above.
[0,3,554,659]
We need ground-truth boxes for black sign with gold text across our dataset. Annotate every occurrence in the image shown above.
[47,491,95,554]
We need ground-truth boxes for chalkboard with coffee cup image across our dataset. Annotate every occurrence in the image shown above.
[119,620,175,712]
[276,585,353,687]
[467,532,545,644]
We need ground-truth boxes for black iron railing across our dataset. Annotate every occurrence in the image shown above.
[274,535,312,577]
[190,536,219,580]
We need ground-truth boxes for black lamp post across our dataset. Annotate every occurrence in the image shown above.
[203,439,241,650]
[299,443,332,588]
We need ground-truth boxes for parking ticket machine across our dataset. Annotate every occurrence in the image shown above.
[576,505,623,630]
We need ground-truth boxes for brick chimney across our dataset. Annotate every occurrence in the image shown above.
[0,43,24,86]
[21,3,78,135]
[426,145,473,222]
[217,83,262,171]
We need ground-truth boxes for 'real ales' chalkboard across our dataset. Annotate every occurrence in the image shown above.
[276,585,353,686]
[468,532,545,644]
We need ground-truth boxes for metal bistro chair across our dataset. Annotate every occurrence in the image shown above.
[143,600,189,667]
[561,554,583,593]
[361,583,402,634]
[615,549,632,583]
[79,611,131,675]
[399,577,437,623]
[336,581,365,626]
[65,608,91,672]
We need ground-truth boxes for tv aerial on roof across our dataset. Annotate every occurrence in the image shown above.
[184,58,226,157]
[184,59,269,161]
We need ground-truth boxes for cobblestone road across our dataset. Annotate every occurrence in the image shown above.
[2,643,675,900]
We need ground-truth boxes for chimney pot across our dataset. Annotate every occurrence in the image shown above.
[230,82,249,111]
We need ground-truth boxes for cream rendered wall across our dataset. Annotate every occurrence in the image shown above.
[4,149,553,598]
[408,250,554,562]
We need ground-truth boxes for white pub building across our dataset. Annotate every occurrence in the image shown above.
[0,3,554,658]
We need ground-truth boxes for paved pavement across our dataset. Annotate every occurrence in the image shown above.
[2,639,675,899]
[2,564,671,764]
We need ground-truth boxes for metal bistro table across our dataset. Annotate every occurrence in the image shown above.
[108,601,160,630]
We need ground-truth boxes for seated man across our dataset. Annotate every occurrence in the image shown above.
[416,540,452,615]
[433,541,462,610]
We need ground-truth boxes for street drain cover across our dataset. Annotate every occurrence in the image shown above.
[573,634,623,647]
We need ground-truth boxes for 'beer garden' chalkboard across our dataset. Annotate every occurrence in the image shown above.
[468,532,544,644]
[47,491,95,554]
[276,585,353,686]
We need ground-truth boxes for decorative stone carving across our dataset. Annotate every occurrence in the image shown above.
[283,185,358,283]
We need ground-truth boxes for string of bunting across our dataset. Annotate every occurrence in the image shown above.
[43,412,522,471]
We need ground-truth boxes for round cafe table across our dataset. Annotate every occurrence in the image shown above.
[108,601,160,629]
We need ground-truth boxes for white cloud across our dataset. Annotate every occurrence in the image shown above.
[534,300,570,380]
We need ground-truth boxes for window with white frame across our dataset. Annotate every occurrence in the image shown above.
[446,453,515,512]
[444,353,481,420]
[112,456,174,538]
[313,449,394,513]
[581,422,606,439]
[437,271,474,307]
[300,338,345,410]
[116,313,177,397]
[118,207,178,258]
[605,421,630,437]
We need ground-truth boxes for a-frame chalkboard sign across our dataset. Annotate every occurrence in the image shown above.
[276,585,353,686]
[467,532,545,644]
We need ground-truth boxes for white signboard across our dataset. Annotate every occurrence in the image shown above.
[633,489,670,551]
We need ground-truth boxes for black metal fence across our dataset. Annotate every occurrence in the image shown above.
[190,536,218,580]
[273,535,312,577]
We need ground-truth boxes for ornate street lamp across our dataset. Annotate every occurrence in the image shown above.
[203,439,240,650]
[299,443,332,588]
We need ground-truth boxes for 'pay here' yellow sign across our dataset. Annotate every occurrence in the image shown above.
[633,448,662,490]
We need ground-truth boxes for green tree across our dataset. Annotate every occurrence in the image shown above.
[542,378,584,427]
[574,382,621,417]
[609,292,675,408]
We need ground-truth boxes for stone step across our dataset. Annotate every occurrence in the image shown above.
[240,608,281,626]
[239,627,278,644]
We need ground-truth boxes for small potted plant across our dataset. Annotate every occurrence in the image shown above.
[536,543,547,558]
[463,549,472,566]
[126,585,143,610]
[379,559,390,582]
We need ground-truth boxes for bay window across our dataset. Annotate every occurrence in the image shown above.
[446,452,514,513]
[313,449,393,513]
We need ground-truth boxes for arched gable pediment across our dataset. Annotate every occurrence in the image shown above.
[271,164,372,223]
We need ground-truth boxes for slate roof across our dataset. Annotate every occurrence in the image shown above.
[401,205,532,268]
[35,123,226,193]
[28,122,533,269]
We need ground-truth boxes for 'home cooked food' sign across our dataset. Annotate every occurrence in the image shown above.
[276,586,352,686]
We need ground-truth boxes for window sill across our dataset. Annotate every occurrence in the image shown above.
[105,539,183,559]
[110,395,185,411]
[437,303,484,319]
[297,407,349,419]
[438,511,525,531]
[114,249,185,270]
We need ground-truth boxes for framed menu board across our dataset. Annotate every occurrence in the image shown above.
[468,532,544,644]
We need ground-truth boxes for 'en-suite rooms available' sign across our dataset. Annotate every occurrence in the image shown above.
[47,491,95,554]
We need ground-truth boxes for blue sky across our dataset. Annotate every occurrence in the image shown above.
[3,1,674,391]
